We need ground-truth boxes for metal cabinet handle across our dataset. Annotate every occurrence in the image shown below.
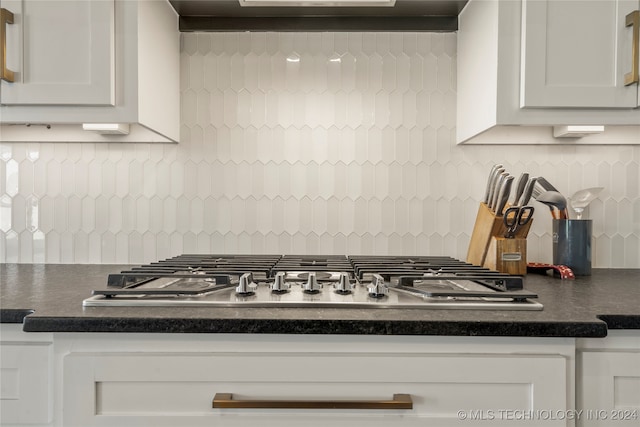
[1,7,15,83]
[625,10,640,86]
[212,393,413,410]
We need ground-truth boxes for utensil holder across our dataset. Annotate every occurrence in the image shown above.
[552,219,592,276]
[466,203,533,271]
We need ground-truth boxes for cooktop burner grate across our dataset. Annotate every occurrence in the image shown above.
[85,254,542,310]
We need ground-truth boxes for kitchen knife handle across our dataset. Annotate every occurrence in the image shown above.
[496,175,514,216]
[212,393,413,410]
[625,10,640,86]
[513,173,529,205]
[519,177,538,206]
[486,167,504,207]
[0,8,15,82]
[483,164,502,204]
[490,171,508,211]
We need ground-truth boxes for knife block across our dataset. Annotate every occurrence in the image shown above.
[484,237,527,275]
[466,202,533,271]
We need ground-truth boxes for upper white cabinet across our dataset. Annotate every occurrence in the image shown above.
[0,0,115,106]
[457,0,640,144]
[0,0,179,143]
[521,0,639,109]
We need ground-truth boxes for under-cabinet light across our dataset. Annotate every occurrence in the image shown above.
[82,123,130,135]
[553,125,605,138]
[239,0,396,6]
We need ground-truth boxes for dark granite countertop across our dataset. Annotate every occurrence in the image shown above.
[1,264,638,337]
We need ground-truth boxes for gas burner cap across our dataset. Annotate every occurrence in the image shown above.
[164,280,215,290]
[295,272,333,280]
[423,269,442,276]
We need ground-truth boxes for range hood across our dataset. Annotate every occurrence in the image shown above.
[168,0,468,31]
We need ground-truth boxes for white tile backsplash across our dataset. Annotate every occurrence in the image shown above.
[1,32,639,267]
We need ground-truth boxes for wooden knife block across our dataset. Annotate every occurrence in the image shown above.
[484,237,527,275]
[466,203,532,273]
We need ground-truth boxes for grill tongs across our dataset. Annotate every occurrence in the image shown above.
[389,275,538,302]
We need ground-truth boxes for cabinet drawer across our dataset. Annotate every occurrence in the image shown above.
[64,352,568,426]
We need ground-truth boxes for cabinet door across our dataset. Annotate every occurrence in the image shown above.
[520,0,639,108]
[0,0,114,106]
[579,350,640,427]
[0,331,53,425]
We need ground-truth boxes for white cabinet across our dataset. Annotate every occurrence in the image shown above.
[23,327,640,427]
[457,0,640,144]
[577,331,640,427]
[0,324,53,426]
[0,0,179,143]
[521,0,639,109]
[58,334,573,427]
[0,0,114,106]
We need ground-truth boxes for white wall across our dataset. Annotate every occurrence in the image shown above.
[1,32,638,266]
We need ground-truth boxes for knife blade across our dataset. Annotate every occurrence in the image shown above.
[496,175,514,216]
[490,172,507,212]
[490,171,509,212]
[519,177,538,206]
[486,167,505,208]
[483,164,503,204]
[513,173,529,205]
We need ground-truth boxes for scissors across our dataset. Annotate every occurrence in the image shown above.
[503,206,534,238]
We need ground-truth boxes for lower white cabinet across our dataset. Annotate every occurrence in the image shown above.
[16,327,640,427]
[0,324,53,427]
[577,331,640,427]
[57,334,573,427]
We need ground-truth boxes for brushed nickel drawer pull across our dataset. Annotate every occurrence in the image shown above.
[625,10,640,86]
[212,393,413,410]
[1,7,15,82]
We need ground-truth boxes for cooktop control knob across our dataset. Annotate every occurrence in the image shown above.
[271,271,290,293]
[334,272,354,294]
[235,272,257,296]
[367,274,389,298]
[303,272,322,294]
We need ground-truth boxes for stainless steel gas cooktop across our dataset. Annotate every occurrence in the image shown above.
[83,255,543,311]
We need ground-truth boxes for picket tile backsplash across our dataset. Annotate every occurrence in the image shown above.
[1,32,639,266]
